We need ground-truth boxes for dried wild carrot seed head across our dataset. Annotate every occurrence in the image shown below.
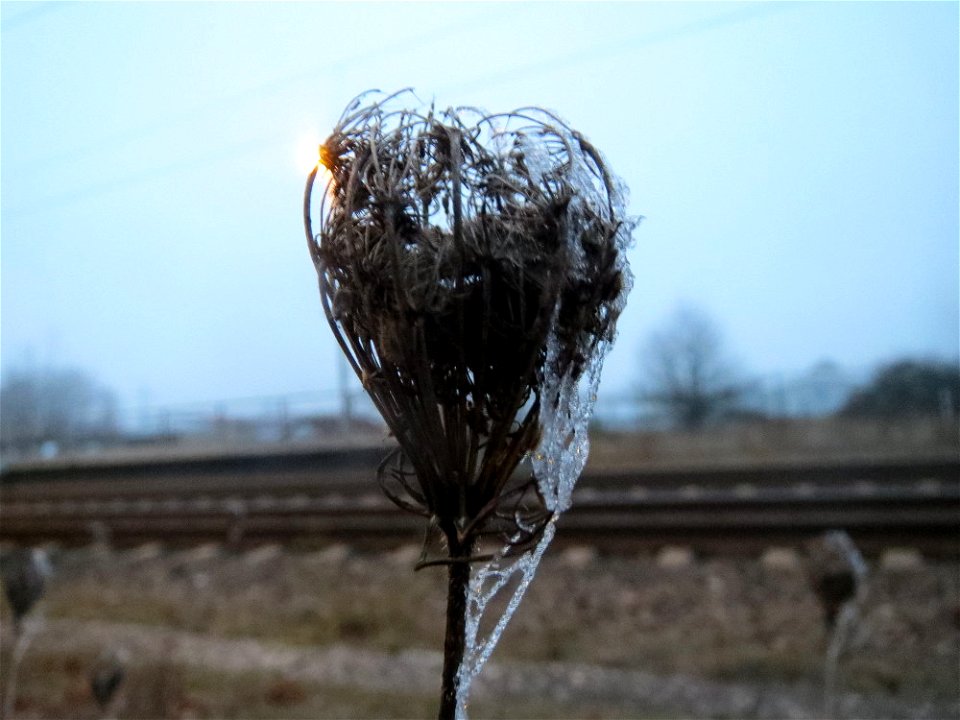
[304,90,635,561]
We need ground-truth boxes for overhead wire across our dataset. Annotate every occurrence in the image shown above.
[436,2,797,97]
[5,133,287,217]
[10,6,498,175]
[0,1,67,32]
[4,4,797,219]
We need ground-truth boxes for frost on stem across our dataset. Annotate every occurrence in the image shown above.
[804,530,869,719]
[303,89,636,717]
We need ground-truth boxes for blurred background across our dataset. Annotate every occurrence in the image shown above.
[2,1,957,449]
[1,2,958,719]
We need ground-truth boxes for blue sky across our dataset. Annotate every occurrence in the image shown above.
[2,1,957,413]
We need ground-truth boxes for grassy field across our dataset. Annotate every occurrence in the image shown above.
[1,540,957,719]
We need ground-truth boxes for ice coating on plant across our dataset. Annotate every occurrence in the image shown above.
[823,529,868,585]
[456,522,557,719]
[455,331,623,718]
[455,118,634,718]
[303,90,637,719]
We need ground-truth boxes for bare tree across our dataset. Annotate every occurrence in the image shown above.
[639,306,747,430]
[0,365,118,455]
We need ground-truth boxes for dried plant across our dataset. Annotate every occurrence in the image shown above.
[1,548,52,720]
[90,648,128,714]
[303,89,635,718]
[803,530,869,718]
[1,549,49,632]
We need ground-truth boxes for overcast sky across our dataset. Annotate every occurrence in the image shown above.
[2,1,957,415]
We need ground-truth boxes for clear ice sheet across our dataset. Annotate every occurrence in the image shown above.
[454,119,635,719]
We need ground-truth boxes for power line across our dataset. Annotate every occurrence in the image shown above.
[11,6,497,175]
[0,1,67,32]
[4,4,799,218]
[4,132,288,217]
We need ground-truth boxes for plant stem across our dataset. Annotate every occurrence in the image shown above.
[2,617,41,720]
[438,537,473,720]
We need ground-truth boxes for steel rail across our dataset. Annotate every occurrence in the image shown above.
[2,472,957,556]
[2,446,956,498]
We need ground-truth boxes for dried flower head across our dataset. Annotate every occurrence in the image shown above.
[304,90,634,564]
[1,547,51,625]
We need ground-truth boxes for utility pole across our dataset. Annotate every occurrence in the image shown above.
[338,353,353,434]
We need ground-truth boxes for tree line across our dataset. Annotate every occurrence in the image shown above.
[638,306,960,430]
[2,312,958,454]
[0,366,118,456]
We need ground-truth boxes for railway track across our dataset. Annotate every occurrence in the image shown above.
[1,446,957,556]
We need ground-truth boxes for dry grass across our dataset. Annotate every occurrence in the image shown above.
[587,416,959,470]
[2,543,956,718]
[0,646,441,719]
[1,645,671,720]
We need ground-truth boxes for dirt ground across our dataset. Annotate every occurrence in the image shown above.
[1,541,958,719]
